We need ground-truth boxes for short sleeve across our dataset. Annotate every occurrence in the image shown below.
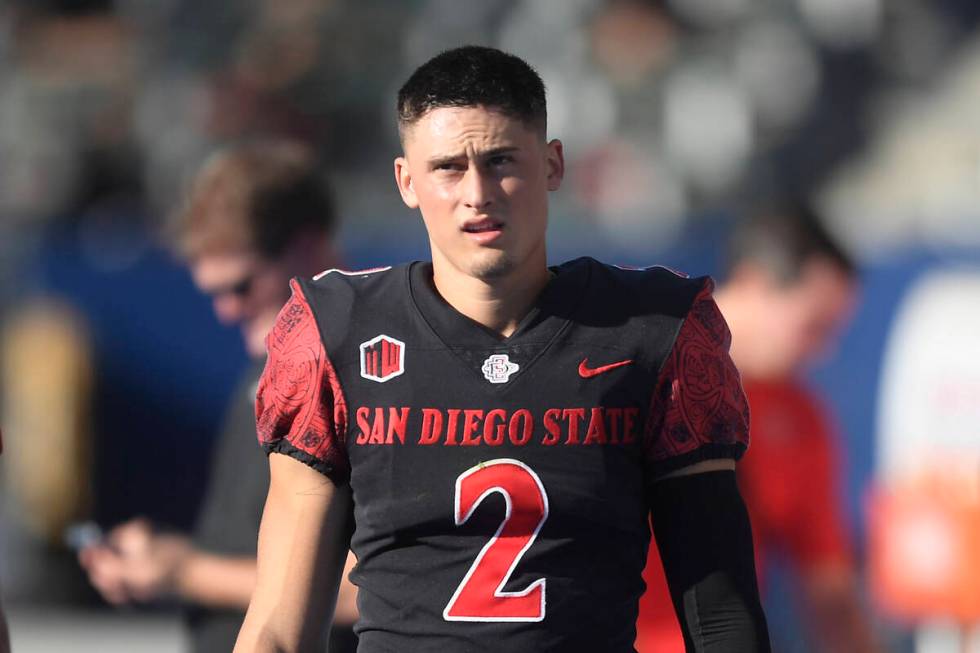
[643,279,750,479]
[255,279,350,485]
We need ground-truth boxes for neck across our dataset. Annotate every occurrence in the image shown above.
[431,253,551,338]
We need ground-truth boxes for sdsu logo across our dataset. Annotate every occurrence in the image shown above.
[482,354,519,384]
[360,335,405,383]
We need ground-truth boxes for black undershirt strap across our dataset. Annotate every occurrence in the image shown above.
[649,470,771,652]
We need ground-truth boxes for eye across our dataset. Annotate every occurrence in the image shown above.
[433,160,465,172]
[488,154,514,167]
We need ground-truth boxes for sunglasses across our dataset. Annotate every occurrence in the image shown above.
[208,271,256,299]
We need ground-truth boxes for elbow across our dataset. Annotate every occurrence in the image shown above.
[678,571,771,653]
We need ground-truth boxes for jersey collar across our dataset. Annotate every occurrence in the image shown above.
[408,258,591,349]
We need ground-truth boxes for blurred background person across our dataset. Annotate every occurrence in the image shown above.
[637,204,879,652]
[77,139,358,653]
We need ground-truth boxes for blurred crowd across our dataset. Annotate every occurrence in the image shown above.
[1,0,978,277]
[0,0,979,652]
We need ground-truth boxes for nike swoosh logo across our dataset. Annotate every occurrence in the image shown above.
[578,358,633,378]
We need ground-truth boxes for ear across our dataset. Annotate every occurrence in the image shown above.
[394,156,419,209]
[545,139,565,192]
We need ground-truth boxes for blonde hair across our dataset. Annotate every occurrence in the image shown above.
[171,139,334,260]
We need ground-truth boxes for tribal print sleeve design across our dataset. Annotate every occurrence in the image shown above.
[644,279,750,478]
[255,280,351,484]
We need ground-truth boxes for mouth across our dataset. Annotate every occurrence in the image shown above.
[462,218,504,234]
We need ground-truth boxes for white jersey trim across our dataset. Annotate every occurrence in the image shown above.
[313,266,392,281]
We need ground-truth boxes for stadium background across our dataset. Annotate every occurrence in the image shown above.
[0,0,978,651]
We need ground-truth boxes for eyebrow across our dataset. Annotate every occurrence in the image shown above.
[427,146,519,169]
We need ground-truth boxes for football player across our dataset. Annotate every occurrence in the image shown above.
[236,46,770,652]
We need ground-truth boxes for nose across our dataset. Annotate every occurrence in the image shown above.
[461,164,494,211]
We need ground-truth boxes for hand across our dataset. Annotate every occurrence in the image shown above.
[78,518,191,605]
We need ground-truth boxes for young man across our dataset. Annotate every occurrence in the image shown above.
[637,206,879,652]
[236,46,770,652]
[79,139,358,653]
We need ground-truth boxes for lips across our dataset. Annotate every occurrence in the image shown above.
[462,218,504,233]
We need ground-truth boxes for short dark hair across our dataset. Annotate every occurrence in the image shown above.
[397,45,547,139]
[171,139,336,261]
[726,202,856,284]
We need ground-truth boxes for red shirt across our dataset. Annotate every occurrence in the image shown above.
[636,379,852,652]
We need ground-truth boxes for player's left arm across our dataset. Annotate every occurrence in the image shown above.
[650,464,770,652]
[645,281,770,651]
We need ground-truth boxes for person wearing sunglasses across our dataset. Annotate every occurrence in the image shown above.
[78,139,357,653]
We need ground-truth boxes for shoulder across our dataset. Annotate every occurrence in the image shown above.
[563,256,712,320]
[294,263,411,348]
[300,264,407,306]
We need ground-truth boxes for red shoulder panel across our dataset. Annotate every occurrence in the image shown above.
[644,280,750,470]
[255,280,350,483]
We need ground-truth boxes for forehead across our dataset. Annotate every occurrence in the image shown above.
[402,106,539,154]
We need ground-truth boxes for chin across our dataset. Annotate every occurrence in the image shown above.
[242,326,267,359]
[245,337,266,359]
[244,314,281,358]
[466,252,515,280]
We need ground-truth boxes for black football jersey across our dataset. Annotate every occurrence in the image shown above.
[256,257,749,652]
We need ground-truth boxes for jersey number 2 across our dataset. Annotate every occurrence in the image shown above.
[443,458,549,622]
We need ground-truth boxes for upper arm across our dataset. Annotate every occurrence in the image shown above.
[237,282,354,652]
[235,453,353,653]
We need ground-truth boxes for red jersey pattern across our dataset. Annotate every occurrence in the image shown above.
[255,279,350,484]
[645,281,750,472]
[636,378,851,652]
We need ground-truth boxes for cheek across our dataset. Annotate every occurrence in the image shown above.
[251,276,290,312]
[786,308,833,360]
[213,295,243,322]
[505,178,547,223]
[768,300,809,353]
[418,176,457,205]
[416,187,457,228]
[503,175,533,200]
